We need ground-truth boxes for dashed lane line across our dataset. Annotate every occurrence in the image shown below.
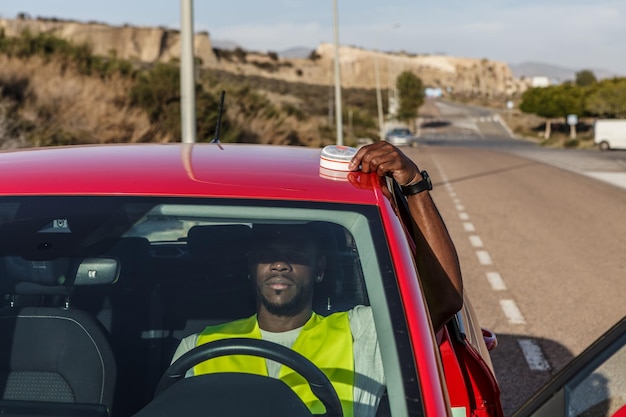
[469,235,483,248]
[476,250,493,265]
[463,222,476,232]
[432,157,549,373]
[518,339,551,371]
[500,299,526,324]
[486,272,507,291]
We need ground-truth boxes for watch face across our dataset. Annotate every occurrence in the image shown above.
[420,171,433,191]
[422,171,433,190]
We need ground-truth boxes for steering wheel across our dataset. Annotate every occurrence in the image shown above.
[155,338,343,417]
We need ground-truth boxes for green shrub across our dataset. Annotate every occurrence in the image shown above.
[129,63,224,141]
[283,103,307,121]
[0,29,136,79]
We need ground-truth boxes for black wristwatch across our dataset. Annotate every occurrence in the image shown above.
[400,171,432,196]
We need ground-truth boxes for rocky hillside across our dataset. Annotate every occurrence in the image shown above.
[215,43,526,100]
[0,17,527,100]
[0,17,217,66]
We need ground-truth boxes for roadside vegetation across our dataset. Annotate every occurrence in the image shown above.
[516,70,626,148]
[6,27,618,151]
[0,29,391,149]
[396,71,425,124]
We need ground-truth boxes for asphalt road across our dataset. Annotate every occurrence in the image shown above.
[402,100,626,415]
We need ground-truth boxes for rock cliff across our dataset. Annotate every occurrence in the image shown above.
[0,17,217,66]
[0,17,527,98]
[219,43,526,98]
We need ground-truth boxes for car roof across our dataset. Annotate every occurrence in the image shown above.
[0,143,381,205]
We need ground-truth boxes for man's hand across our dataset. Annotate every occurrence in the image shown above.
[349,141,421,186]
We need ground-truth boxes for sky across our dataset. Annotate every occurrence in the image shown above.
[2,0,625,76]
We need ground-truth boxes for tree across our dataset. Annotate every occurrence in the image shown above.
[396,71,424,123]
[575,70,597,87]
[585,78,626,118]
[519,84,585,138]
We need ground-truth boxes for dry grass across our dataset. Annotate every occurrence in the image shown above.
[0,56,169,146]
[0,53,591,149]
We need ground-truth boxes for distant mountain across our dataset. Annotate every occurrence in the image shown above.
[509,61,622,82]
[278,47,314,59]
[210,41,313,59]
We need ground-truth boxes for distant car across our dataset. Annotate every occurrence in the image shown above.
[594,119,626,150]
[384,127,418,147]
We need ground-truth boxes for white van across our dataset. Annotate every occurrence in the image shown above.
[594,119,626,150]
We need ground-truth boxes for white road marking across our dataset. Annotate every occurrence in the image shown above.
[476,250,493,265]
[432,156,547,373]
[486,272,507,290]
[585,172,626,190]
[469,235,483,247]
[494,114,516,138]
[518,339,551,371]
[463,222,475,232]
[500,299,526,324]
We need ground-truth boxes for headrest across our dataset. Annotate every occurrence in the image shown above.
[187,224,252,259]
[105,237,150,257]
[250,222,337,254]
[251,223,315,245]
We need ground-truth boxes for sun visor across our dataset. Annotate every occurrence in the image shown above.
[2,256,119,288]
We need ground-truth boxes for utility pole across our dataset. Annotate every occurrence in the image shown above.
[374,24,399,142]
[374,53,384,142]
[180,0,196,143]
[332,0,343,146]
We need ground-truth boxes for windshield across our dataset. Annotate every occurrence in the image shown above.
[0,196,420,417]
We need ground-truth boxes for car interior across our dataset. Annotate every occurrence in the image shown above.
[0,198,392,417]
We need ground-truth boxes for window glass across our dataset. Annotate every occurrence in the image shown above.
[567,342,626,417]
[0,196,423,417]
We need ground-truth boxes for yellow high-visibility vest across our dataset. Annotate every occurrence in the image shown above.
[195,312,354,417]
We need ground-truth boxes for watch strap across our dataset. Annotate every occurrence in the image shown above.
[400,171,432,196]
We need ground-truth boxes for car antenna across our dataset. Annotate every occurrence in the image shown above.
[210,90,226,144]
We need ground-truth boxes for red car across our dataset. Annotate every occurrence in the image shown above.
[0,143,621,417]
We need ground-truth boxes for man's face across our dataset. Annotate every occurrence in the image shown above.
[249,232,323,317]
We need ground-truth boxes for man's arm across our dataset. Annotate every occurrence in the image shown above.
[350,142,463,331]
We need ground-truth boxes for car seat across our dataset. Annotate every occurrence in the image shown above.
[158,224,255,369]
[307,222,369,314]
[0,257,118,415]
[166,224,255,335]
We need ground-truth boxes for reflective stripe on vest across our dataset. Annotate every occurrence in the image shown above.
[195,312,354,417]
